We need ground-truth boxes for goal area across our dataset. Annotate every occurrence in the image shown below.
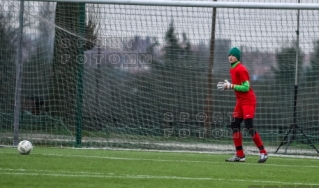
[1,0,319,155]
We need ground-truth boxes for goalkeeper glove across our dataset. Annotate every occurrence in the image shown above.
[217,80,234,91]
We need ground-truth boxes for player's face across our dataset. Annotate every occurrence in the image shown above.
[228,55,238,63]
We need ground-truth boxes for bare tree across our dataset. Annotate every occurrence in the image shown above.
[49,3,98,128]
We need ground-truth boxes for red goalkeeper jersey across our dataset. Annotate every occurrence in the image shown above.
[230,62,256,105]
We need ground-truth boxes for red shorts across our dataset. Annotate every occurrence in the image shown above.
[233,104,256,119]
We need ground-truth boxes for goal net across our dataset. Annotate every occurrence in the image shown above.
[1,0,319,155]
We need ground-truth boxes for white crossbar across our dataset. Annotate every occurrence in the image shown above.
[23,0,319,10]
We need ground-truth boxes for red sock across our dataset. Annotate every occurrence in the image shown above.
[233,131,244,157]
[252,132,267,154]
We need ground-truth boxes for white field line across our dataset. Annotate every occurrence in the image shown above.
[1,136,319,156]
[2,144,315,160]
[0,168,318,186]
[79,147,319,160]
[0,168,113,175]
[0,147,318,161]
[42,153,319,168]
[1,142,319,157]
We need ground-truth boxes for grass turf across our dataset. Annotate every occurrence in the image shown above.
[0,147,319,188]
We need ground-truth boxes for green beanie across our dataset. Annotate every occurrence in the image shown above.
[228,47,241,61]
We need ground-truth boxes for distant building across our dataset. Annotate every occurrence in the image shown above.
[83,36,158,74]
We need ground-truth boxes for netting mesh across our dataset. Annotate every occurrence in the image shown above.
[0,0,319,155]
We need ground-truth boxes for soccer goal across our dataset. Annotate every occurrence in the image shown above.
[1,0,319,155]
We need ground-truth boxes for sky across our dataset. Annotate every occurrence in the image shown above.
[93,0,319,53]
[4,0,319,54]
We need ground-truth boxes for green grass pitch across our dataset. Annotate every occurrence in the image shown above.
[0,147,319,188]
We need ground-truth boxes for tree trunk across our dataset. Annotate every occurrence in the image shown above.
[204,0,217,136]
[49,3,84,128]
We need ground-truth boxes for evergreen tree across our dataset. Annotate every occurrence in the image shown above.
[272,43,304,123]
[0,4,18,112]
[164,21,181,65]
[305,40,319,83]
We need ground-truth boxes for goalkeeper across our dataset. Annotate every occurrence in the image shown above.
[217,47,268,163]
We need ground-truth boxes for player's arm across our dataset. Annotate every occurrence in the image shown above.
[217,70,250,92]
[217,80,250,92]
[233,81,250,92]
[234,69,250,92]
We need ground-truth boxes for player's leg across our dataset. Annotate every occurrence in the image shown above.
[226,105,245,162]
[244,118,267,154]
[243,105,268,163]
